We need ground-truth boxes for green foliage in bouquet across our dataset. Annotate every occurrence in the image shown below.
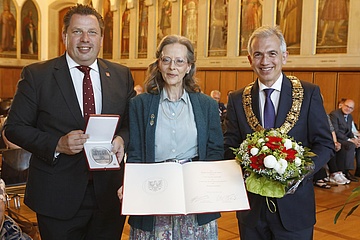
[232,129,315,198]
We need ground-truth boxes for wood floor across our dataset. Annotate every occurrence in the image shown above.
[8,179,360,240]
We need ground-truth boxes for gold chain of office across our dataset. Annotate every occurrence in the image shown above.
[242,76,304,135]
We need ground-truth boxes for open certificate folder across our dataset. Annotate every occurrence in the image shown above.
[122,159,250,215]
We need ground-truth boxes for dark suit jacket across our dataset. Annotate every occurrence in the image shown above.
[329,108,354,143]
[224,75,334,231]
[4,54,136,219]
[127,92,224,231]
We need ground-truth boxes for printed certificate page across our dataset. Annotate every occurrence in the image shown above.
[122,162,186,215]
[122,160,250,215]
[182,160,250,214]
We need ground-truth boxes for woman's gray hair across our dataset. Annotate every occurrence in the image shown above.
[144,35,200,94]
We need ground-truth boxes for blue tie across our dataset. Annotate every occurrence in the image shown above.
[263,88,275,129]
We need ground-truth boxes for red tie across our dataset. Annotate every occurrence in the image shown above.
[77,66,95,121]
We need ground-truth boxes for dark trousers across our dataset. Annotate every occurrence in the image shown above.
[238,200,313,240]
[356,147,360,169]
[335,141,356,172]
[37,182,126,240]
[313,167,328,182]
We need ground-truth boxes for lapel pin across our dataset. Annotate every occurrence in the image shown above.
[106,72,110,77]
[150,114,155,126]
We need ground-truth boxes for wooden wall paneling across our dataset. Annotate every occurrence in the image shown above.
[11,69,21,98]
[195,70,206,92]
[131,69,146,88]
[0,68,3,97]
[236,71,254,90]
[292,71,314,83]
[337,72,360,126]
[204,71,221,96]
[283,71,292,77]
[220,71,237,103]
[313,72,337,114]
[0,68,21,99]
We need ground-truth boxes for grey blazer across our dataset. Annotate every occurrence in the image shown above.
[329,108,354,142]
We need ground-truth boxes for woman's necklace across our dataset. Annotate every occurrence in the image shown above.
[161,99,186,120]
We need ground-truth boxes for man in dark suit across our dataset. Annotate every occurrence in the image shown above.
[224,26,334,239]
[329,99,360,181]
[4,4,135,240]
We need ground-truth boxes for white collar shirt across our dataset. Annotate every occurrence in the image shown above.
[66,53,102,116]
[258,74,283,127]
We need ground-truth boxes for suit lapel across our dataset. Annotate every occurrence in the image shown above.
[53,55,84,128]
[189,93,206,159]
[276,76,292,128]
[251,80,261,124]
[98,59,112,113]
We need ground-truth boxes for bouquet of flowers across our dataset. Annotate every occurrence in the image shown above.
[232,129,316,198]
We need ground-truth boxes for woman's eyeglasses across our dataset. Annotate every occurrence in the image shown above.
[160,56,188,67]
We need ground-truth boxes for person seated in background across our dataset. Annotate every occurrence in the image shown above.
[329,99,360,182]
[0,179,32,239]
[338,98,346,108]
[314,115,344,188]
[326,114,349,185]
[351,115,360,177]
[338,97,360,176]
[210,90,227,130]
[134,84,143,95]
[225,90,233,108]
[210,90,226,113]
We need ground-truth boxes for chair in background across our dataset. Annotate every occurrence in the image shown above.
[1,148,31,206]
[0,149,40,239]
[1,148,31,188]
[0,98,12,117]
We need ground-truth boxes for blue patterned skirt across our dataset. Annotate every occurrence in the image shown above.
[129,215,218,240]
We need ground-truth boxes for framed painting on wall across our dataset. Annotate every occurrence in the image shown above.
[208,0,228,57]
[121,1,130,59]
[239,0,263,56]
[21,0,38,59]
[316,0,349,54]
[276,0,302,55]
[181,0,198,50]
[157,0,172,44]
[0,0,16,58]
[138,0,148,59]
[103,0,113,59]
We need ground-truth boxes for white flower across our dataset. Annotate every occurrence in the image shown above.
[258,138,265,144]
[264,155,277,168]
[274,158,288,175]
[294,157,302,167]
[250,147,259,156]
[284,139,292,150]
[262,146,269,151]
